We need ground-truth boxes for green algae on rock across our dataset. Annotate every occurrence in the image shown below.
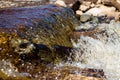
[0,4,79,57]
[0,4,79,79]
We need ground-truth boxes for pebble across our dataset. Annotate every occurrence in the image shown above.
[80,5,90,11]
[90,16,99,23]
[80,14,91,22]
[85,7,102,16]
[85,5,116,17]
[55,0,67,7]
[76,10,83,15]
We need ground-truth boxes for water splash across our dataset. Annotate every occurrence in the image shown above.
[0,59,31,77]
[57,20,120,80]
[74,21,120,80]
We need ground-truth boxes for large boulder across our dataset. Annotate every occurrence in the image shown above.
[0,4,80,79]
[0,4,79,58]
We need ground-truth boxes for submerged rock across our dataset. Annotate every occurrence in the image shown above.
[32,66,106,80]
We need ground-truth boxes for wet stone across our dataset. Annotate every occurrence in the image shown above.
[80,14,91,22]
[0,4,79,56]
[0,4,80,79]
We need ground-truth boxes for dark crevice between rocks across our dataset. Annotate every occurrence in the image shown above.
[17,43,76,63]
[71,1,81,14]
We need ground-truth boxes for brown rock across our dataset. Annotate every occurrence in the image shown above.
[111,0,120,11]
[0,4,79,51]
[71,29,106,40]
[82,0,98,3]
[0,5,80,79]
[35,66,106,80]
[63,0,78,5]
[102,0,114,6]
[64,75,104,80]
[102,0,120,11]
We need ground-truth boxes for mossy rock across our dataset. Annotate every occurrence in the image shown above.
[0,4,79,79]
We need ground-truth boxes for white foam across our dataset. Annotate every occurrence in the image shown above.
[57,21,120,80]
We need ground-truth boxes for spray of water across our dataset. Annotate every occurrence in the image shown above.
[57,20,120,80]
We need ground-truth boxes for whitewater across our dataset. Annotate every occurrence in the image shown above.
[56,20,120,80]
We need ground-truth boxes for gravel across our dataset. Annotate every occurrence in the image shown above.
[0,0,51,9]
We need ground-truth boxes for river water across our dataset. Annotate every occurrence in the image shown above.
[1,20,120,80]
[0,19,120,79]
[56,20,120,80]
[0,6,120,79]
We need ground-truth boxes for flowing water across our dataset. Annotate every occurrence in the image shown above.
[56,20,120,80]
[1,20,120,80]
[0,4,120,79]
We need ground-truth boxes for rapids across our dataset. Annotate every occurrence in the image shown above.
[1,19,120,80]
[0,4,120,79]
[56,20,120,80]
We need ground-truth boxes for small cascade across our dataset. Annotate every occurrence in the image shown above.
[0,4,120,80]
[56,20,120,80]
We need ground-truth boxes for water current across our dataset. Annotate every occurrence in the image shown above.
[57,20,120,80]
